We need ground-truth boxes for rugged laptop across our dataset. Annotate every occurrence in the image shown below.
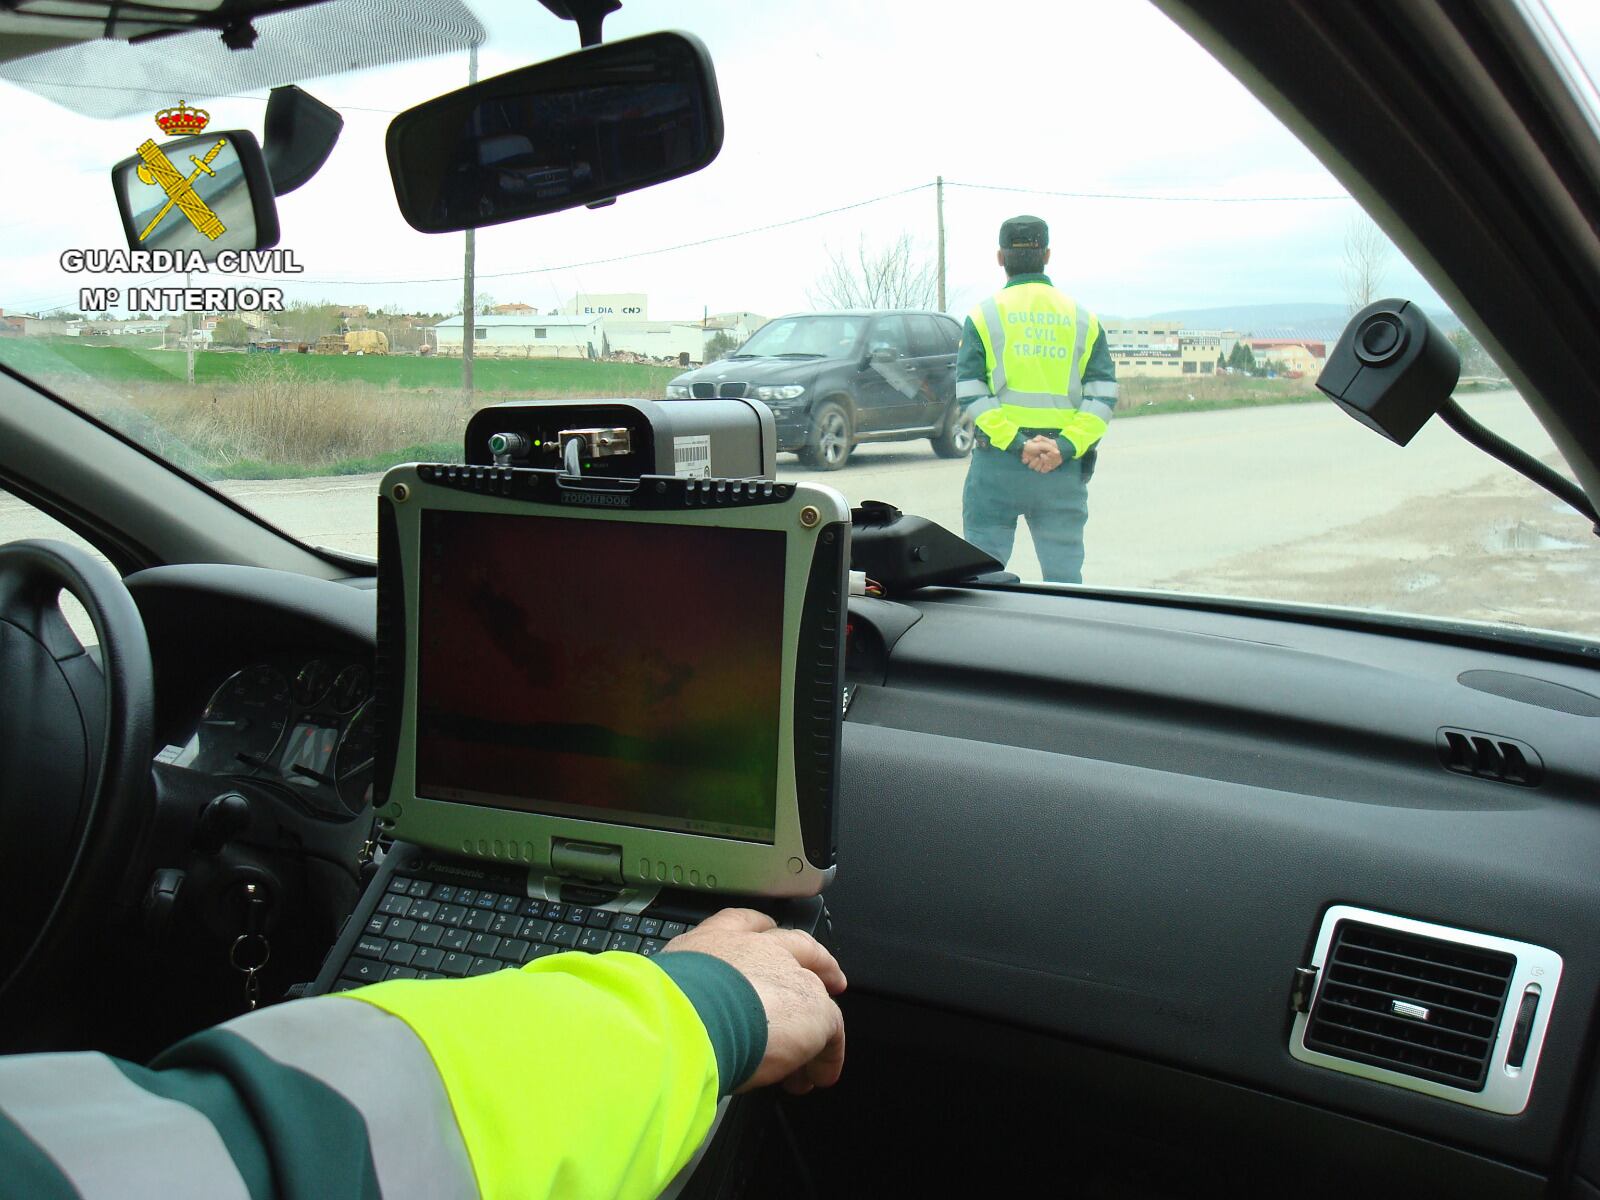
[310,463,848,994]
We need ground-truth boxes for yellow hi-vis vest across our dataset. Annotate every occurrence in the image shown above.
[965,282,1114,457]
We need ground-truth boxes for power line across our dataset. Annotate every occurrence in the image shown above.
[227,178,1351,288]
[224,183,939,287]
[943,180,1349,203]
[4,174,1355,308]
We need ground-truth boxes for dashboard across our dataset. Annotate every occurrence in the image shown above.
[163,655,376,821]
[117,561,1600,1198]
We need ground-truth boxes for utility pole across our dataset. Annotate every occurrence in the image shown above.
[935,175,946,312]
[185,271,195,385]
[461,44,478,397]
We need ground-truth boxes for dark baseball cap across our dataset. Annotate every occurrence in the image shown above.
[999,215,1048,249]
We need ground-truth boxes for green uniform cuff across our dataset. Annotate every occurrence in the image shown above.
[654,951,768,1095]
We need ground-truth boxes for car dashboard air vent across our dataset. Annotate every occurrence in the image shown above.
[1437,727,1542,786]
[1290,906,1562,1115]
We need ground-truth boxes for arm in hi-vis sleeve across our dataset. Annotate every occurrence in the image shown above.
[1058,319,1119,459]
[0,950,765,1200]
[954,315,991,409]
[956,315,1026,455]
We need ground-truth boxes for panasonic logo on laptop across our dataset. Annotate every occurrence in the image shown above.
[560,491,632,508]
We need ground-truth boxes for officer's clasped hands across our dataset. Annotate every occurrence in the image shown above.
[1022,435,1065,474]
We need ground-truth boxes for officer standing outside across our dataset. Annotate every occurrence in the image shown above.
[957,216,1119,584]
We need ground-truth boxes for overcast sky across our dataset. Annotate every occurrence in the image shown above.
[4,0,1599,323]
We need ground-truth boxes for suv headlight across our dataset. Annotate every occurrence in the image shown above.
[665,384,691,399]
[755,385,806,402]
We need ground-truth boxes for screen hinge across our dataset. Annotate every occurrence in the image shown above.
[550,839,625,884]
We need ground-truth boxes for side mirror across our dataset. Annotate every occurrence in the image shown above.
[111,131,280,258]
[869,345,897,365]
[387,30,724,234]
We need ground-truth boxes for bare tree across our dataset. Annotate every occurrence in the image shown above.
[1341,217,1391,315]
[809,233,939,310]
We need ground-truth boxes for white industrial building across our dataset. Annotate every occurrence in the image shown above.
[603,321,712,364]
[433,313,606,358]
[560,293,648,319]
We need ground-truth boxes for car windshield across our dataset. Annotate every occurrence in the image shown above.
[735,317,863,360]
[0,0,1596,641]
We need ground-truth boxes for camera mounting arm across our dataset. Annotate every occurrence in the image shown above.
[535,0,621,47]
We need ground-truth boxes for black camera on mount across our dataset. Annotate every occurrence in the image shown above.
[463,398,776,480]
[1317,299,1460,446]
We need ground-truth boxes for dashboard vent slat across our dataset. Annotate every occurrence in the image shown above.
[1436,727,1543,786]
[1304,920,1515,1091]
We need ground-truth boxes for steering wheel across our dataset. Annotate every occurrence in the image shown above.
[0,540,153,1022]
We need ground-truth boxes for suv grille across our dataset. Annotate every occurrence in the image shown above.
[691,382,747,399]
[1304,920,1515,1090]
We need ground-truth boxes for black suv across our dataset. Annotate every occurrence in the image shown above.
[664,310,973,470]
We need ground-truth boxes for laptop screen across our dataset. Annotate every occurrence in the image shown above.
[413,507,787,843]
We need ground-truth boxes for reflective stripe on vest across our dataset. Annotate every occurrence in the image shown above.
[0,1052,250,1200]
[969,283,1102,442]
[220,997,478,1200]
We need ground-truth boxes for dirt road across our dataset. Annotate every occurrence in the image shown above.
[5,390,1594,638]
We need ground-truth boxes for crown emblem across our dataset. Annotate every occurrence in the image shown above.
[154,101,210,136]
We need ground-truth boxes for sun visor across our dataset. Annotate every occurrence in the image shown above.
[0,0,484,117]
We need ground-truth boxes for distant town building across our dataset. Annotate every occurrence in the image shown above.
[82,318,168,337]
[1247,339,1326,376]
[561,292,648,319]
[1102,319,1244,377]
[605,321,717,363]
[709,311,768,342]
[433,313,605,358]
[491,302,537,314]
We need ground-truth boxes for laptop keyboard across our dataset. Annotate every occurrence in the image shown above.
[331,872,700,992]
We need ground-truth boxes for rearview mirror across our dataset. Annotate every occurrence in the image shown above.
[111,130,280,258]
[386,31,724,234]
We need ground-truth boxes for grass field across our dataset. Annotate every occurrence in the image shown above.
[0,336,1504,479]
[1118,373,1321,418]
[0,337,680,394]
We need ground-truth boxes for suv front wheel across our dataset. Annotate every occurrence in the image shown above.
[799,401,853,471]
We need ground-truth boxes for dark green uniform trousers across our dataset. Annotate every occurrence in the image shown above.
[962,443,1095,584]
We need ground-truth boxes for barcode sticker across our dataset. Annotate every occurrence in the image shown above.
[674,434,712,479]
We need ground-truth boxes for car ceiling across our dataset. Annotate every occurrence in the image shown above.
[0,0,483,114]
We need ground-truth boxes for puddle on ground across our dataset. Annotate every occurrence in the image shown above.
[1483,521,1586,552]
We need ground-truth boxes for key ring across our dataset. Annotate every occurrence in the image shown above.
[230,932,271,974]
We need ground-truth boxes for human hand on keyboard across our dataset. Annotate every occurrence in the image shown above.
[665,908,847,1096]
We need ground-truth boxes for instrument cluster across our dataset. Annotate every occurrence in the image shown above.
[176,656,377,820]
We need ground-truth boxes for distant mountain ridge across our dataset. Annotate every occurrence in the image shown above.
[1122,302,1460,343]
